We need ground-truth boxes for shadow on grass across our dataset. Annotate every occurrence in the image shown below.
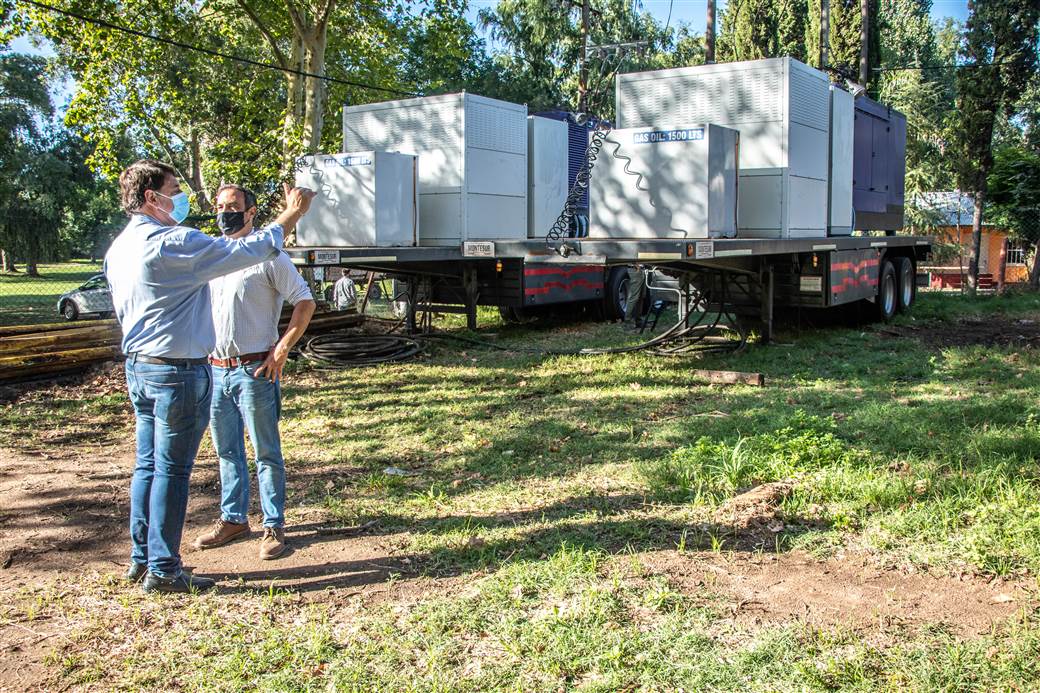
[221,491,827,592]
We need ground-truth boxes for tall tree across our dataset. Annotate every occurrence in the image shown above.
[0,51,53,274]
[954,0,1040,295]
[12,0,415,209]
[477,0,702,118]
[987,145,1040,287]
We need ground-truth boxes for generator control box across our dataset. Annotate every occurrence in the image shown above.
[589,123,739,239]
[294,151,418,247]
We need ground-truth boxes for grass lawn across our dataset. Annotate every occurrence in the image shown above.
[0,260,104,326]
[4,291,1040,690]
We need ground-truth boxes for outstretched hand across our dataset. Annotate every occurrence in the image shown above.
[283,182,316,216]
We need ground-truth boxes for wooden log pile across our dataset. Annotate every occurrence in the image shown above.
[0,310,363,383]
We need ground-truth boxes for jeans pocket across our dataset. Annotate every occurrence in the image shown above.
[142,378,188,424]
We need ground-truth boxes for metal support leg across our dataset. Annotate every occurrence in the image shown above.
[405,278,418,334]
[760,267,774,344]
[463,268,479,330]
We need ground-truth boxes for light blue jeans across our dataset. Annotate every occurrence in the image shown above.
[209,362,286,528]
[125,357,212,578]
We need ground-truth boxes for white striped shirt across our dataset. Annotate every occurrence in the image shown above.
[209,242,313,359]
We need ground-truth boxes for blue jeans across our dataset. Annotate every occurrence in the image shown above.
[210,363,286,528]
[125,357,212,579]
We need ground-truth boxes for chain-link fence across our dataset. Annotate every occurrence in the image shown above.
[0,259,108,327]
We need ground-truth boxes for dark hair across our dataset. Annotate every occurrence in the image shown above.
[215,184,258,211]
[119,159,179,215]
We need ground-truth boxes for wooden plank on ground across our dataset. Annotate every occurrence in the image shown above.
[691,369,766,387]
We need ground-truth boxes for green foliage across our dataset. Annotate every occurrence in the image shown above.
[641,413,861,501]
[0,51,120,269]
[987,145,1040,244]
[476,0,703,117]
[953,0,1040,194]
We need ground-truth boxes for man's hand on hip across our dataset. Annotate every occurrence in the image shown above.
[254,344,290,382]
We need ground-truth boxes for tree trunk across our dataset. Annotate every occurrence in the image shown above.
[966,191,985,297]
[301,25,328,153]
[1,249,17,272]
[996,236,1008,294]
[1029,242,1040,289]
[706,0,716,64]
[819,0,829,69]
[282,34,306,173]
[859,0,869,86]
[189,127,211,212]
[25,258,40,277]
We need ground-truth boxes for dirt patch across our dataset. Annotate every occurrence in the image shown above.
[639,549,1032,637]
[0,443,448,692]
[715,481,793,536]
[879,316,1040,349]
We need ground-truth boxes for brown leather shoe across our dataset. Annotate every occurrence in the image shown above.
[259,527,286,560]
[194,519,250,550]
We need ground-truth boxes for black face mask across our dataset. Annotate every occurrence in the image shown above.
[216,211,246,235]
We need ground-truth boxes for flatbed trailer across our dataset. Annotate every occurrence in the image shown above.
[288,234,932,342]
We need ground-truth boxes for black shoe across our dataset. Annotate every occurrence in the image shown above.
[142,571,216,594]
[125,562,148,583]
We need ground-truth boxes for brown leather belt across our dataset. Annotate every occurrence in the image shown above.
[208,351,269,368]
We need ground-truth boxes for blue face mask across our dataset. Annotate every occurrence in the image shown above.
[156,191,190,224]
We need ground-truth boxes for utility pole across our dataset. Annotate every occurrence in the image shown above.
[819,0,829,69]
[859,0,870,86]
[705,0,716,64]
[578,0,590,114]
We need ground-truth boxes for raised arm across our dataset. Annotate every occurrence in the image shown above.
[173,225,285,283]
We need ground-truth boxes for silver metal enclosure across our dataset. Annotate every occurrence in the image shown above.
[828,86,854,236]
[294,151,418,247]
[342,93,528,245]
[527,116,568,238]
[616,57,834,239]
[589,124,739,239]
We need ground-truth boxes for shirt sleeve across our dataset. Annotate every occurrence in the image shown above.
[162,224,284,283]
[268,252,314,305]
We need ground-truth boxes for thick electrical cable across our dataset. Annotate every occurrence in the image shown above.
[19,0,420,97]
[299,333,423,367]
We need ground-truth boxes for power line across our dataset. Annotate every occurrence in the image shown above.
[874,60,1029,72]
[19,0,420,97]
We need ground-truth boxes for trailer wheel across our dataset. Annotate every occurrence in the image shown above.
[498,306,538,324]
[894,256,916,313]
[605,267,629,321]
[875,260,898,322]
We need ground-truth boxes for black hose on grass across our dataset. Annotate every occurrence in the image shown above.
[299,333,424,368]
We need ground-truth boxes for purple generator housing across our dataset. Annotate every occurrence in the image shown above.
[853,96,907,231]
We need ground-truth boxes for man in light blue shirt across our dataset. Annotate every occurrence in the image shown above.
[104,159,314,594]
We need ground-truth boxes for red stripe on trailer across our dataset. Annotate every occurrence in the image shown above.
[832,259,880,272]
[831,275,879,293]
[524,279,605,295]
[524,266,602,277]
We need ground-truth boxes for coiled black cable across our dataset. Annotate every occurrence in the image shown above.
[545,120,612,253]
[299,333,423,368]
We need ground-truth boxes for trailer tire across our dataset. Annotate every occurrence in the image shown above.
[605,267,629,321]
[894,256,916,313]
[875,260,898,322]
[498,306,539,324]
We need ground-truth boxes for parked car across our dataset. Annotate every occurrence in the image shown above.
[57,274,114,320]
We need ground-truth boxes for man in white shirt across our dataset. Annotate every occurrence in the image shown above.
[193,184,316,560]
